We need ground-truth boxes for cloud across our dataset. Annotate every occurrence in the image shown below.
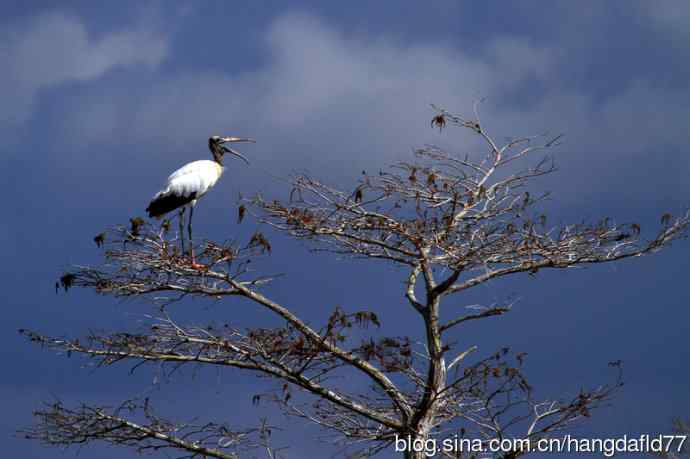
[0,11,168,126]
[57,13,557,167]
[45,11,690,205]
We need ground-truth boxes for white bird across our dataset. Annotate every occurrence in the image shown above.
[146,136,254,267]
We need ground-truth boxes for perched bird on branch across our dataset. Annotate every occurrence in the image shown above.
[146,136,254,268]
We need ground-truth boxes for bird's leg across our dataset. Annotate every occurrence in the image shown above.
[188,204,194,257]
[178,207,186,255]
[188,205,205,269]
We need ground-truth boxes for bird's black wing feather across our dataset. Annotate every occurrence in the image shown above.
[146,191,197,218]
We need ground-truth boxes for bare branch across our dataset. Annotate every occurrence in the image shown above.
[21,399,279,459]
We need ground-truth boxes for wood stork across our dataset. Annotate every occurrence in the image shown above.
[146,136,254,267]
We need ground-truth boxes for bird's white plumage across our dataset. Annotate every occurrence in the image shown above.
[153,159,225,204]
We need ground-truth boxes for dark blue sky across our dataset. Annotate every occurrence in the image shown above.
[2,2,689,458]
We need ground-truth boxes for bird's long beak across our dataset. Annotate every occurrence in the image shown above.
[219,136,256,143]
[219,137,254,165]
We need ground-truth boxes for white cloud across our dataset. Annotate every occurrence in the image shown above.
[50,11,690,201]
[0,11,168,125]
[57,13,557,168]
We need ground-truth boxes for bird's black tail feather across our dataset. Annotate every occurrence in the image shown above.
[146,191,196,218]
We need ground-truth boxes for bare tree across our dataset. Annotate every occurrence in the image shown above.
[21,106,689,459]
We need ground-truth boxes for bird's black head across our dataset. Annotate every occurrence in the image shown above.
[209,136,254,165]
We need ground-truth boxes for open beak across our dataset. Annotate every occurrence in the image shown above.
[219,136,256,144]
[219,137,254,165]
